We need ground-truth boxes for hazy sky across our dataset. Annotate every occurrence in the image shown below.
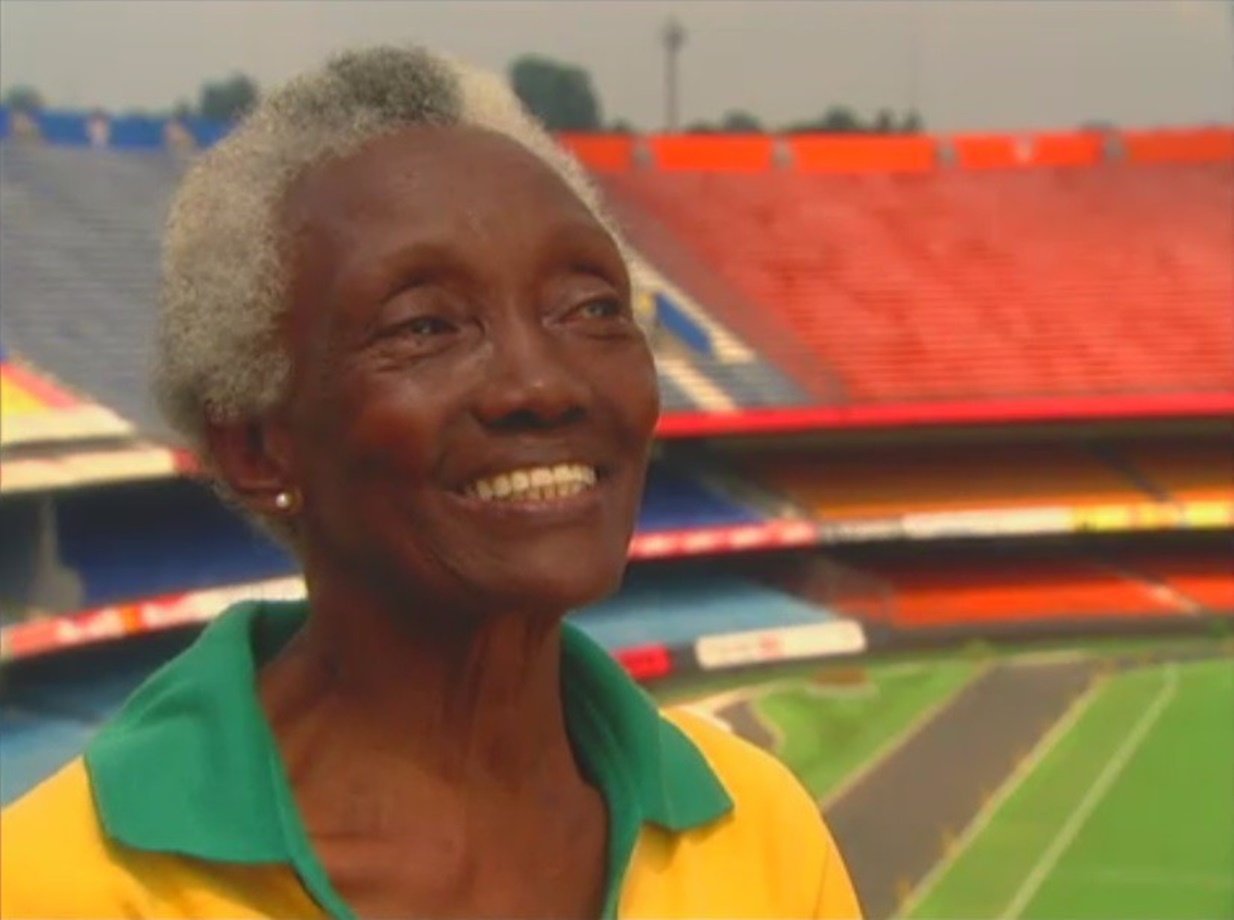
[2,0,1231,132]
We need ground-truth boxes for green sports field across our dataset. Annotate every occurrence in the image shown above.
[907,657,1233,920]
[755,658,978,802]
[656,636,1234,920]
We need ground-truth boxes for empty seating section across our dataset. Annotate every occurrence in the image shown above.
[1106,547,1234,612]
[637,465,763,532]
[1,131,1228,687]
[744,443,1150,519]
[106,117,166,149]
[1140,557,1234,612]
[571,564,831,650]
[654,352,736,412]
[0,638,183,803]
[34,114,90,146]
[1122,440,1234,503]
[1,144,178,235]
[653,369,697,413]
[0,143,792,423]
[692,351,812,409]
[606,182,817,410]
[0,708,97,804]
[1,109,231,150]
[654,291,713,355]
[604,164,1234,405]
[754,554,896,623]
[55,480,295,608]
[42,467,755,610]
[1,145,180,434]
[864,556,1183,627]
[647,287,811,411]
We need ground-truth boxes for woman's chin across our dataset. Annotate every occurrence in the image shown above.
[474,559,627,620]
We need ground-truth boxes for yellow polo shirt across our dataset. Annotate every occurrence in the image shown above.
[1,600,861,918]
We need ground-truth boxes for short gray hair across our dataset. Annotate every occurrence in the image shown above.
[156,45,618,457]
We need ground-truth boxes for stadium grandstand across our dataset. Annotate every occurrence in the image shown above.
[1,104,1231,872]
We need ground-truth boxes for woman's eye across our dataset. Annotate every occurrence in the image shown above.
[575,298,626,321]
[369,313,459,354]
[400,315,454,337]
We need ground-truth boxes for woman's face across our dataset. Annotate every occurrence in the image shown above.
[276,126,659,620]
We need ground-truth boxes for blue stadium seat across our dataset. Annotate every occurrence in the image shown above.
[0,638,183,803]
[654,291,713,357]
[108,116,166,150]
[55,480,296,607]
[571,563,832,651]
[698,354,816,408]
[50,468,758,608]
[637,465,764,532]
[0,709,97,804]
[36,112,90,146]
[184,117,230,149]
[654,370,698,412]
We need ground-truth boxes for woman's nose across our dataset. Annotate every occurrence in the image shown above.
[471,321,590,430]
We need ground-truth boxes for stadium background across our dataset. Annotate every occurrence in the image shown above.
[1,100,1231,919]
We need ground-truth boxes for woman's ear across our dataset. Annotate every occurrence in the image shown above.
[204,416,298,514]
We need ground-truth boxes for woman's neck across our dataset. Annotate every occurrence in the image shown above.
[255,573,611,918]
[257,573,578,789]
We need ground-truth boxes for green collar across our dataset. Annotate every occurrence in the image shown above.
[85,599,731,918]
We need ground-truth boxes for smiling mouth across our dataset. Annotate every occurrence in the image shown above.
[461,463,599,503]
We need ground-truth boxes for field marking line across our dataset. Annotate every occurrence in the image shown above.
[999,664,1180,920]
[1008,648,1089,667]
[822,660,993,811]
[1054,866,1234,891]
[896,670,1105,919]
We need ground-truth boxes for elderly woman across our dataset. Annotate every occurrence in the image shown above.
[0,47,859,919]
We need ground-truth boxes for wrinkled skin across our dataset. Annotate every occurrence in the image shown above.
[282,126,658,624]
[206,125,660,917]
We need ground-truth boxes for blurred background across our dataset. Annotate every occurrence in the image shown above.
[1,2,1231,918]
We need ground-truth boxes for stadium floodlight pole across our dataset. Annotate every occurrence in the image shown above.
[906,2,922,124]
[662,17,687,133]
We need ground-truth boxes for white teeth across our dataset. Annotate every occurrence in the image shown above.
[464,464,599,503]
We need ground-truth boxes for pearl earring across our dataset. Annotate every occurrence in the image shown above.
[274,491,295,511]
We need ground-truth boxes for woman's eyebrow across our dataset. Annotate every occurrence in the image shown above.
[540,219,620,252]
[337,239,472,303]
[534,221,626,276]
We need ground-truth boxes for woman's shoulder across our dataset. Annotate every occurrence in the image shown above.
[646,706,863,918]
[2,757,98,854]
[661,705,816,812]
[1,758,319,920]
[0,757,129,916]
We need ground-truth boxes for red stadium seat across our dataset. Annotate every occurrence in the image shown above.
[863,555,1186,627]
[602,160,1234,411]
